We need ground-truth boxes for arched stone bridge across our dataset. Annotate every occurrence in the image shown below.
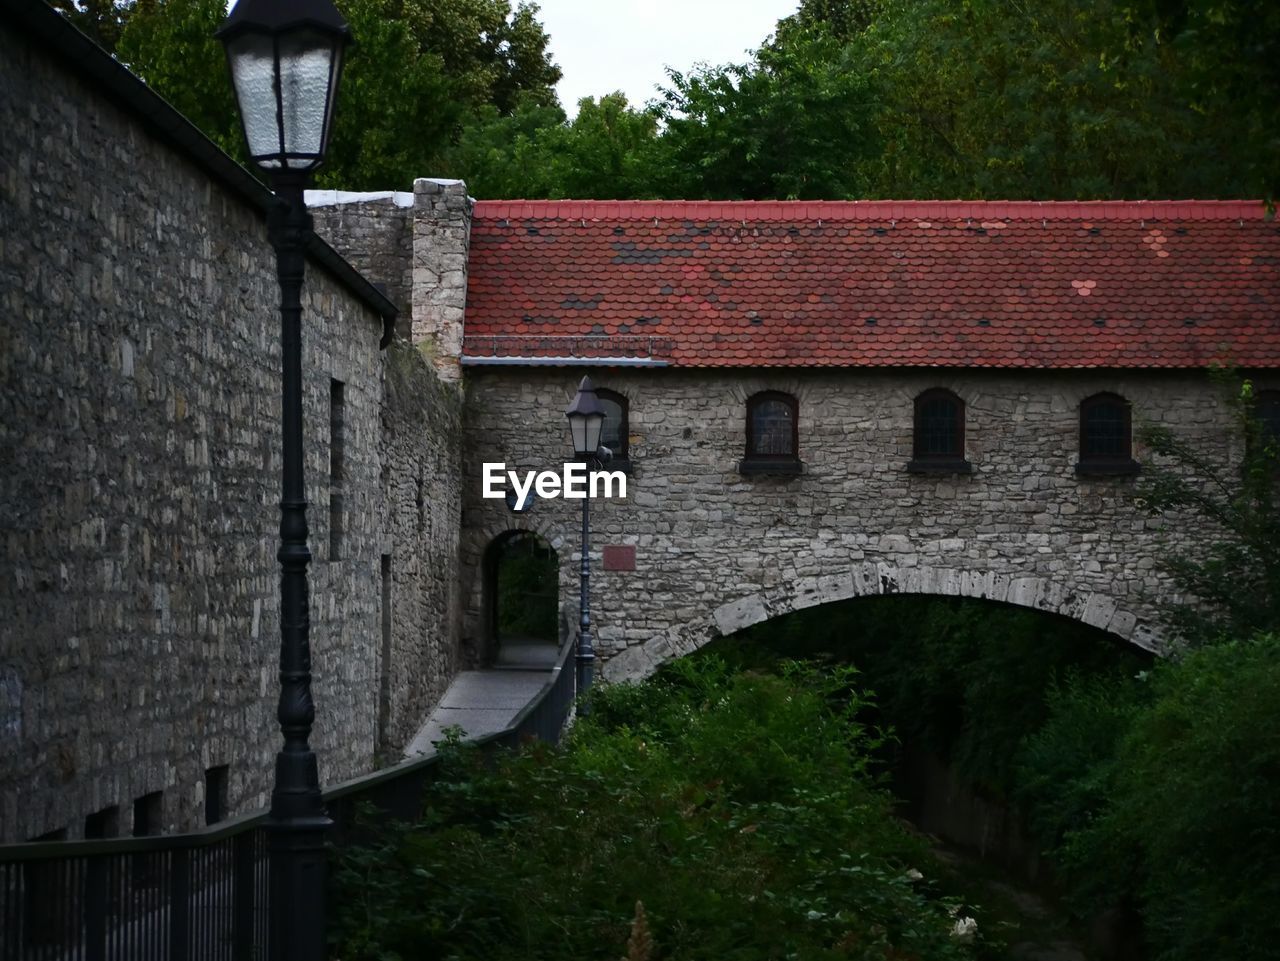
[456,367,1226,682]
[299,192,1276,689]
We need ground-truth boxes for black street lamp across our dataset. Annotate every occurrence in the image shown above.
[217,2,350,958]
[565,376,607,712]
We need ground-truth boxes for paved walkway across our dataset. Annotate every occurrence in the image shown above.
[403,639,562,758]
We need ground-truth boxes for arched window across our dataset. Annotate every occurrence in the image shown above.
[1077,392,1138,475]
[1256,390,1280,450]
[741,391,800,474]
[908,388,970,472]
[597,388,629,463]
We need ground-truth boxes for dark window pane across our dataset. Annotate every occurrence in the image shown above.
[751,399,794,456]
[205,765,229,825]
[600,396,625,455]
[918,396,959,456]
[84,806,118,839]
[1083,401,1127,458]
[1258,391,1280,447]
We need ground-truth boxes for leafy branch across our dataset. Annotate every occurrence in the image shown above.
[1134,373,1280,644]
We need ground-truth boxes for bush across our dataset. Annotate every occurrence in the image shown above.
[719,596,1148,796]
[1016,635,1280,959]
[1014,671,1148,911]
[1108,634,1280,960]
[331,659,995,960]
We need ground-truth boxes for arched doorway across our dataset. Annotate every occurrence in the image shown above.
[485,531,561,668]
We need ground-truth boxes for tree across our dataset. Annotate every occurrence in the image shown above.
[657,27,880,200]
[539,93,663,199]
[116,0,241,157]
[443,92,664,199]
[1135,375,1280,643]
[852,0,1232,199]
[772,0,883,46]
[107,0,1274,199]
[114,0,561,189]
[46,0,133,53]
[1131,0,1280,201]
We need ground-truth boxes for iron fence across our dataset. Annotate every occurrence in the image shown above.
[0,633,577,960]
[0,820,270,961]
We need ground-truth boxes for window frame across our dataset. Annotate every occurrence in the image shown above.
[596,387,630,468]
[907,388,971,473]
[741,390,801,475]
[1255,389,1280,448]
[1076,392,1139,476]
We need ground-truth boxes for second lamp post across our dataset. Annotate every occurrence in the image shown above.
[565,376,608,710]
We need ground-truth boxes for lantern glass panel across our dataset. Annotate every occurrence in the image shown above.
[226,33,282,166]
[278,29,339,166]
[584,412,604,455]
[569,413,604,457]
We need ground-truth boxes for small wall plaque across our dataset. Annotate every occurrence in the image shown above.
[602,545,636,571]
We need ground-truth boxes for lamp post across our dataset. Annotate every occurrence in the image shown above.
[565,376,607,712]
[217,2,350,958]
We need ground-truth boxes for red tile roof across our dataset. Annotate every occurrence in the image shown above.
[463,200,1280,368]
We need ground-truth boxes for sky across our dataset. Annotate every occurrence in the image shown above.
[531,0,802,116]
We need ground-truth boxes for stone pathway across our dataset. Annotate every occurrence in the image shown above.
[402,638,562,757]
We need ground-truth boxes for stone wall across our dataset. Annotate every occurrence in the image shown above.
[378,340,463,753]
[0,19,462,842]
[309,180,472,384]
[458,367,1256,678]
[308,191,414,339]
[409,179,472,383]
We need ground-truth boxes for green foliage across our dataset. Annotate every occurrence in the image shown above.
[656,30,879,200]
[1107,634,1280,959]
[448,0,1274,201]
[856,0,1206,198]
[1135,374,1280,643]
[331,659,995,960]
[494,533,557,640]
[447,93,663,199]
[100,0,1275,199]
[1013,672,1148,910]
[113,0,561,189]
[719,596,1147,795]
[1020,635,1280,959]
[723,595,1279,957]
[116,0,243,157]
[322,0,561,189]
[1135,0,1280,201]
[773,0,886,47]
[46,0,133,52]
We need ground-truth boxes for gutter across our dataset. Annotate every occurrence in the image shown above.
[5,0,397,349]
[461,356,670,367]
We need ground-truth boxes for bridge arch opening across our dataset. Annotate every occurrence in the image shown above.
[483,530,561,668]
[697,592,1153,882]
[604,564,1165,687]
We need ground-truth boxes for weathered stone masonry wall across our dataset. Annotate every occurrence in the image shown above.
[459,367,1257,678]
[378,340,463,752]
[308,192,413,338]
[0,24,462,843]
[308,194,468,752]
[304,180,471,382]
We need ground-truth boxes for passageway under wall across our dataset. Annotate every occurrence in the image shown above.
[484,531,561,668]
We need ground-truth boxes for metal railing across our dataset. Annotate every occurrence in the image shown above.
[0,818,271,961]
[0,633,577,960]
